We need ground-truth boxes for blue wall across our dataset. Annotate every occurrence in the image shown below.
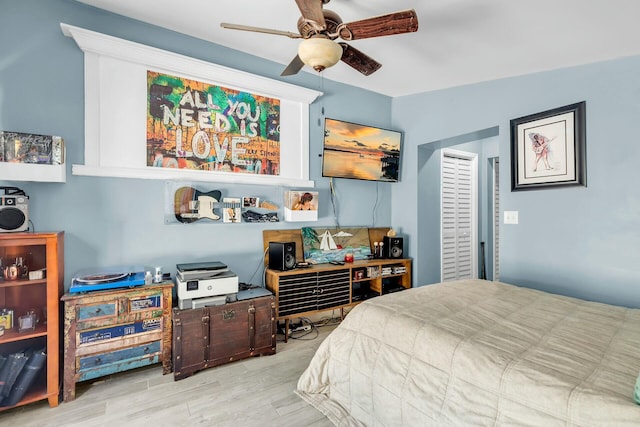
[3,1,639,308]
[1,0,394,288]
[393,55,640,307]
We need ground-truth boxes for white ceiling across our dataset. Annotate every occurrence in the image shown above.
[76,0,640,97]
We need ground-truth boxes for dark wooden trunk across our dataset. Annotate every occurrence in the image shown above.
[172,296,276,381]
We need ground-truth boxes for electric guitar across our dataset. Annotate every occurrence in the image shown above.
[174,186,222,223]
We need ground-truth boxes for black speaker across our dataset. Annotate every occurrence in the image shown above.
[269,241,296,271]
[0,195,29,232]
[383,236,403,259]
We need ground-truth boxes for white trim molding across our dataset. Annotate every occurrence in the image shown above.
[61,23,321,187]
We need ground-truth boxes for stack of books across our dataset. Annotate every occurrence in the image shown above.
[392,266,407,275]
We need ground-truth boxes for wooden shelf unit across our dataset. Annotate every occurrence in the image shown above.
[0,231,64,411]
[265,258,411,340]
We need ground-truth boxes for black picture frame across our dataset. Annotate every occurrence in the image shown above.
[510,101,586,191]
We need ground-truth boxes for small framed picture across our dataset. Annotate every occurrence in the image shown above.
[284,191,318,222]
[510,101,586,191]
[18,313,37,333]
[223,197,242,223]
[242,197,259,208]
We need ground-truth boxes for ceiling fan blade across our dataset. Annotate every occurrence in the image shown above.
[339,43,381,76]
[220,23,302,39]
[337,9,418,41]
[281,54,306,76]
[295,0,326,31]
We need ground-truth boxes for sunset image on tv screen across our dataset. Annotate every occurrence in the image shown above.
[322,118,402,182]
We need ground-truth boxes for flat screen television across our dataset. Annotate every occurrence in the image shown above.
[322,118,402,182]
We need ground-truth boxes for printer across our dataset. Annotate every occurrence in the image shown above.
[175,261,239,309]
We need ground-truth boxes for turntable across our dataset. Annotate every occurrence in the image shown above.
[70,265,147,293]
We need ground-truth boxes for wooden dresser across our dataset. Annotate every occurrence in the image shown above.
[61,282,173,402]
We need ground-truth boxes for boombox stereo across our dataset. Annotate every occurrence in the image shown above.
[383,236,404,259]
[0,187,29,233]
[268,241,296,271]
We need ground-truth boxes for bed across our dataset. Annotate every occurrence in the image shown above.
[296,279,640,426]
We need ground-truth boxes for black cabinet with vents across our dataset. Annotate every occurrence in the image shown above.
[276,270,350,318]
[266,259,411,341]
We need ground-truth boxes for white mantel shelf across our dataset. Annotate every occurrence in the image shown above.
[72,165,314,187]
[61,23,320,188]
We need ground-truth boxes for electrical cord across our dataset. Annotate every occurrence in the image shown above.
[287,317,319,340]
[329,177,340,228]
[315,308,349,327]
[247,246,268,287]
[288,329,318,340]
[277,311,347,342]
[371,181,380,226]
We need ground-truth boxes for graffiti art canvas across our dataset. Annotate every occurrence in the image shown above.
[147,71,281,175]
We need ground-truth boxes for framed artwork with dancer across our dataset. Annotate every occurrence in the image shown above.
[510,101,586,191]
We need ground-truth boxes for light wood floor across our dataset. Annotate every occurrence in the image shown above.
[0,324,337,427]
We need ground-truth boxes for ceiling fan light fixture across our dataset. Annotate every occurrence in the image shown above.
[297,37,343,72]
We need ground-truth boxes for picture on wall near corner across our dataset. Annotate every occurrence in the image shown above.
[301,227,372,264]
[510,101,586,191]
[147,71,281,175]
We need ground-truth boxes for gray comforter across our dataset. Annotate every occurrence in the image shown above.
[297,279,640,426]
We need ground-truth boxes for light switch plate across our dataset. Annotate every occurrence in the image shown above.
[504,211,519,224]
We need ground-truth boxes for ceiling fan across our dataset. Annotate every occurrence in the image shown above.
[220,0,418,76]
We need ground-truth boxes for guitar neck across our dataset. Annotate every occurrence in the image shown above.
[223,202,242,209]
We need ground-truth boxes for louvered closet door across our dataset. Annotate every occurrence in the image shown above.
[441,152,476,281]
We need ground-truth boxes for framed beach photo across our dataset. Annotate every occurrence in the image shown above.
[510,101,586,191]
